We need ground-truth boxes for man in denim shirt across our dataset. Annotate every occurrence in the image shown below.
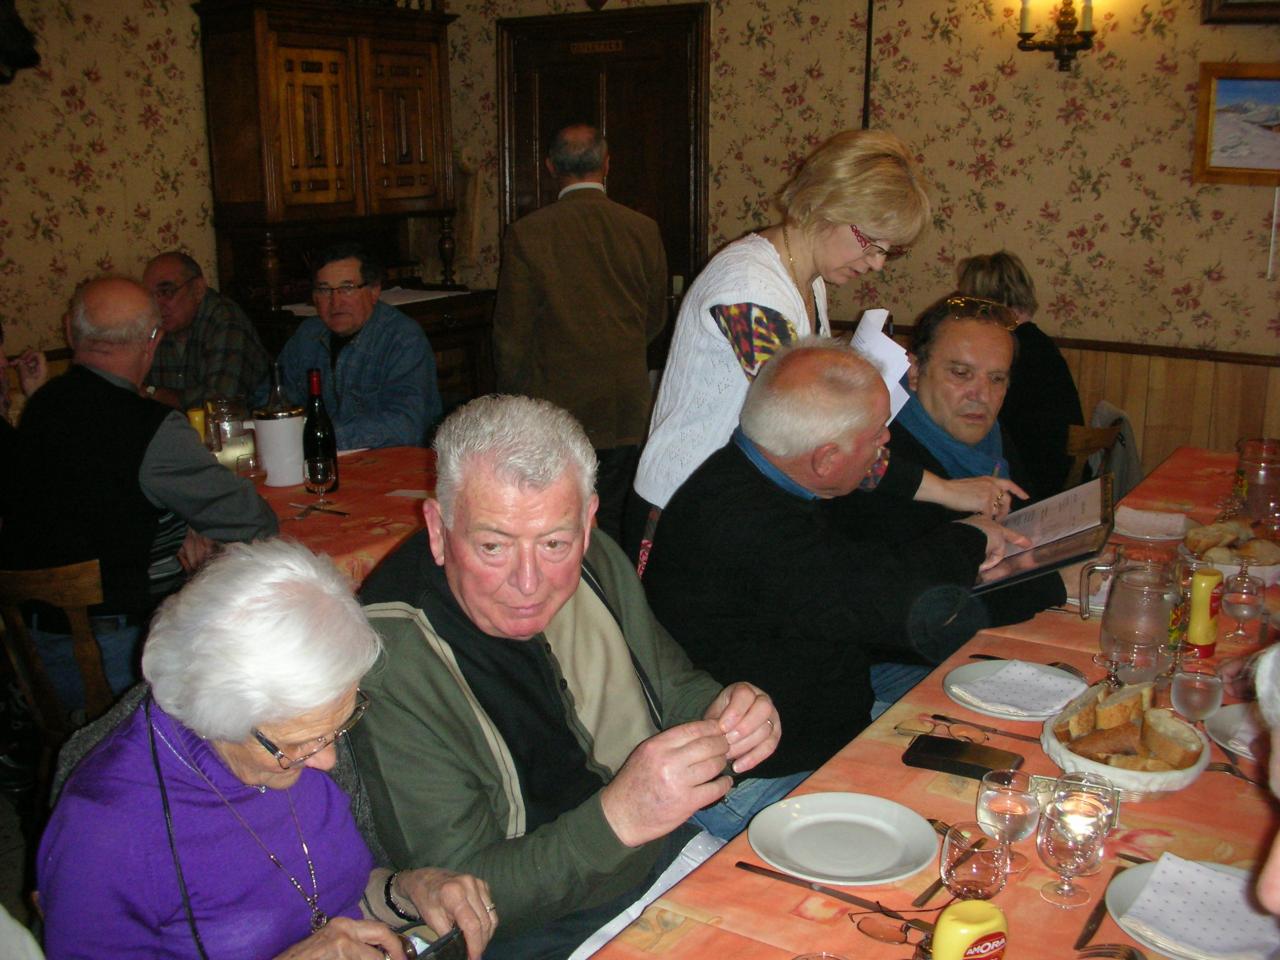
[278,243,441,448]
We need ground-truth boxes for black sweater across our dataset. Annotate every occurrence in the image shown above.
[643,441,988,778]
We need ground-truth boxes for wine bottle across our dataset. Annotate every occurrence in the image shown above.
[303,367,339,492]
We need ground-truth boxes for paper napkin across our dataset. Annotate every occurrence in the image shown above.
[1120,853,1280,960]
[948,660,1087,717]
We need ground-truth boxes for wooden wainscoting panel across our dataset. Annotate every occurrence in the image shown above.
[1103,352,1151,465]
[1265,368,1280,438]
[1072,349,1111,429]
[1142,357,1215,472]
[1210,363,1273,452]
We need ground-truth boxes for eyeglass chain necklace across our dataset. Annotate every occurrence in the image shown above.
[781,224,816,330]
[162,723,328,932]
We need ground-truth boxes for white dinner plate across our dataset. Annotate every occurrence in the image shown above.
[1114,511,1190,541]
[1205,702,1262,762]
[747,792,937,886]
[942,660,1083,720]
[1106,861,1254,960]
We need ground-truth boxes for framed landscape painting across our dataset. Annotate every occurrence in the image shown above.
[1202,0,1280,23]
[1193,62,1280,185]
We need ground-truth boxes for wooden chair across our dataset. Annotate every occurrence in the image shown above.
[1064,422,1123,491]
[0,560,111,740]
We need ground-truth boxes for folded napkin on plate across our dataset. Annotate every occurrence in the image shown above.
[1115,505,1188,539]
[1228,706,1264,760]
[1120,853,1280,960]
[949,661,1087,717]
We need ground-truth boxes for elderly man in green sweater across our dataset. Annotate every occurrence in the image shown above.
[352,394,778,960]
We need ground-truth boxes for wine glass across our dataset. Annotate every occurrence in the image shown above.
[976,769,1039,874]
[304,456,338,507]
[1221,566,1263,641]
[1171,663,1224,725]
[1052,772,1119,872]
[940,821,1005,899]
[1037,795,1108,908]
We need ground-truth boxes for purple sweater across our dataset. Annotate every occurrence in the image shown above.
[39,702,374,959]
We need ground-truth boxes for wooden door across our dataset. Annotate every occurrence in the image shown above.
[270,36,360,213]
[360,37,450,213]
[497,4,709,293]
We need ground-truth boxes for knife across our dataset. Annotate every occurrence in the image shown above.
[930,713,1042,744]
[734,861,934,934]
[1074,863,1124,948]
[288,502,351,516]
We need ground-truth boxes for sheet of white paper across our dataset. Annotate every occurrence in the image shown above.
[1001,477,1104,558]
[850,308,911,421]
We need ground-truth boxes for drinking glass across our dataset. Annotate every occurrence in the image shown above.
[1171,663,1224,724]
[1222,567,1264,641]
[1037,795,1108,908]
[940,821,1005,900]
[1051,772,1119,872]
[976,770,1039,874]
[304,456,338,506]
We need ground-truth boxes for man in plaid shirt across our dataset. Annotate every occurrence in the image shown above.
[142,252,270,410]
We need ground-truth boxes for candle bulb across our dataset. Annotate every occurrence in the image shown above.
[1020,0,1031,33]
[1081,0,1093,31]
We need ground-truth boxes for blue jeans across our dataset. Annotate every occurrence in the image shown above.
[692,769,811,840]
[28,614,140,712]
[870,661,931,720]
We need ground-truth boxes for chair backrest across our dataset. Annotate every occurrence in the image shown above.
[1064,422,1122,491]
[0,560,110,737]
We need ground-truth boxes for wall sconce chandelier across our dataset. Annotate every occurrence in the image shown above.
[1018,0,1095,71]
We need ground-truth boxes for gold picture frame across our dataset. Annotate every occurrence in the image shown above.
[1202,0,1280,23]
[1192,62,1280,185]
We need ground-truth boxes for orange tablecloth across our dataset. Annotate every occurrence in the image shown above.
[594,445,1276,960]
[256,446,434,585]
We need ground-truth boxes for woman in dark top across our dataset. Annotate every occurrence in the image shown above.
[957,250,1084,500]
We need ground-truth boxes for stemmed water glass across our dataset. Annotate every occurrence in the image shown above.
[304,456,338,507]
[1037,794,1109,908]
[1222,565,1264,641]
[976,770,1040,874]
[1052,772,1119,872]
[1171,662,1224,727]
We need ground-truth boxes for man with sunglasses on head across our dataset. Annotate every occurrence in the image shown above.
[829,292,1067,626]
[277,242,442,449]
[0,276,276,708]
[141,251,270,410]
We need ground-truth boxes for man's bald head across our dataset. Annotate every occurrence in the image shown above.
[69,277,159,347]
[546,124,608,182]
[741,338,887,458]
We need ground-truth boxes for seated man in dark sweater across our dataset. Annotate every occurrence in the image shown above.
[0,277,277,708]
[829,293,1067,626]
[643,338,1023,833]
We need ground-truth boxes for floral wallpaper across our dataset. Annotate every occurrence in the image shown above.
[2,0,1277,356]
[0,0,213,354]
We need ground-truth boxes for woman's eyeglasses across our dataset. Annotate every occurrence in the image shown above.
[254,689,371,769]
[893,714,990,744]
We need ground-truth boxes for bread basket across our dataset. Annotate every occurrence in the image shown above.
[1040,713,1210,802]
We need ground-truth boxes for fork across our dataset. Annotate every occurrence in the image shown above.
[1077,945,1148,960]
[1207,761,1263,786]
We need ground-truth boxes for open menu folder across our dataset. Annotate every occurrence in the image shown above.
[973,475,1114,594]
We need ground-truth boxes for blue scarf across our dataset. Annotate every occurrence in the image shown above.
[895,386,1009,480]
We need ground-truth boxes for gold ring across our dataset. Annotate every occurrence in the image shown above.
[486,903,497,912]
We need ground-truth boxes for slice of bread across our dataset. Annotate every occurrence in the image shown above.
[1053,685,1106,743]
[1095,683,1153,730]
[1239,538,1280,565]
[1185,522,1239,555]
[1070,720,1142,760]
[1141,708,1202,770]
[1106,754,1174,772]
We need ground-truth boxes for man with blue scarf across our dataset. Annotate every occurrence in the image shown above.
[831,293,1066,626]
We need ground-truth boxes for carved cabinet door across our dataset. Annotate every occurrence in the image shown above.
[269,35,361,215]
[360,38,449,213]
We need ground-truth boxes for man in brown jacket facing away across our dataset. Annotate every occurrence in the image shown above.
[492,123,667,543]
